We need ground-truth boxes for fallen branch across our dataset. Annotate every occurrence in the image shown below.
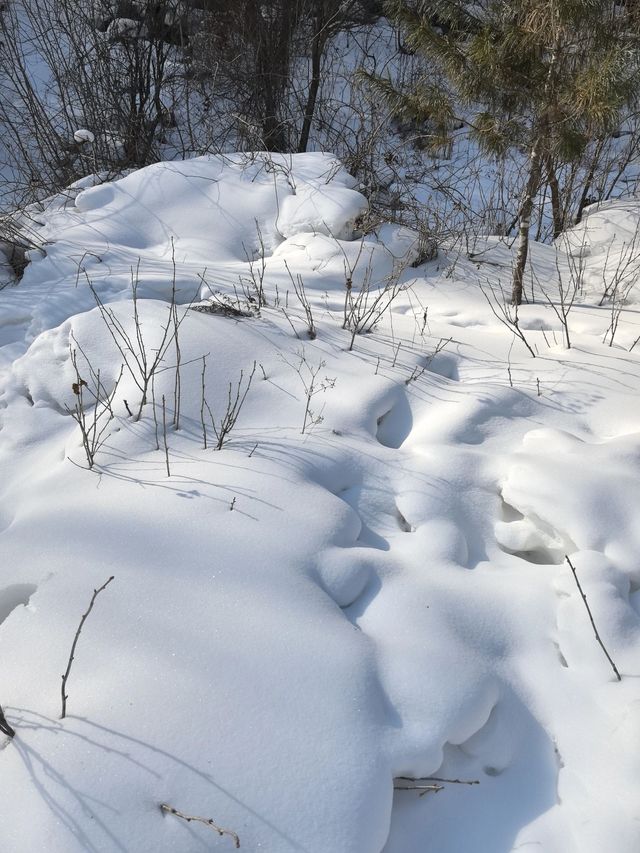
[0,703,15,738]
[395,775,479,786]
[565,555,621,681]
[61,576,115,718]
[160,803,240,848]
[393,781,443,796]
[393,775,479,797]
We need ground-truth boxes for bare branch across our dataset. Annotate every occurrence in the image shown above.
[565,555,621,681]
[395,775,479,786]
[61,576,115,718]
[160,803,240,848]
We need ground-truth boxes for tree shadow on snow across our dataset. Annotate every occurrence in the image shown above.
[7,707,312,853]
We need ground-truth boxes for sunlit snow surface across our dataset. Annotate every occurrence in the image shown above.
[1,154,640,852]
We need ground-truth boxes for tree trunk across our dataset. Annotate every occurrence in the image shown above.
[575,138,605,224]
[298,30,325,153]
[545,153,563,239]
[511,139,543,305]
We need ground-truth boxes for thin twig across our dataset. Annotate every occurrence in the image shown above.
[479,281,536,358]
[200,355,208,450]
[61,576,115,718]
[393,781,444,796]
[160,803,240,848]
[209,363,256,450]
[170,239,182,430]
[565,555,621,681]
[394,775,479,786]
[393,774,479,798]
[151,374,159,451]
[405,338,452,385]
[162,395,170,477]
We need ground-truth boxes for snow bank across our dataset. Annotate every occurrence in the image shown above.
[1,155,640,853]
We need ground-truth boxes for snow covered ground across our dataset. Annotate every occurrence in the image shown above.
[1,153,640,852]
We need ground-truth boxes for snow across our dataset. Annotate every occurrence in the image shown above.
[73,129,95,145]
[1,153,640,852]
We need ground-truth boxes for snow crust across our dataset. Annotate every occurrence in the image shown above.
[1,153,640,852]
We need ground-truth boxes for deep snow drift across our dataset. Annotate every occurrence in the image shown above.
[1,153,639,852]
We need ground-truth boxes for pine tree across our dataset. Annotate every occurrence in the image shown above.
[369,0,640,303]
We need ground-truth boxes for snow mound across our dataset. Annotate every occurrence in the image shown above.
[1,157,640,853]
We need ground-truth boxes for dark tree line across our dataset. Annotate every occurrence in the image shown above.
[0,0,384,204]
[2,0,640,283]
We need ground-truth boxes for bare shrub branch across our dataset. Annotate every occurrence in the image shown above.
[88,261,183,421]
[405,337,452,385]
[65,339,124,469]
[160,803,240,848]
[61,575,115,719]
[282,350,336,433]
[538,240,585,350]
[480,280,536,358]
[241,220,267,308]
[565,555,621,682]
[284,260,316,339]
[204,363,257,450]
[162,394,171,476]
